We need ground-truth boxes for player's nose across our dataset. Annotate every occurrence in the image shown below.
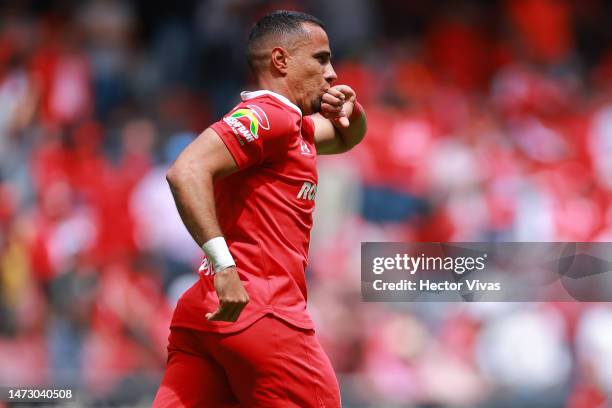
[324,64,337,85]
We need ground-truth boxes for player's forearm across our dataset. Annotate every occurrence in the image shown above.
[166,165,223,247]
[334,102,367,150]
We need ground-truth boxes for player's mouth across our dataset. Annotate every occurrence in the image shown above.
[318,90,327,103]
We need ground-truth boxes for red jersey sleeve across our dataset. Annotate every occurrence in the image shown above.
[210,100,295,169]
[301,115,316,144]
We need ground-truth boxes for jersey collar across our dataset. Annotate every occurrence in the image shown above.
[240,90,302,116]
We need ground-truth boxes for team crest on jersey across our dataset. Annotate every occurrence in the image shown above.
[300,139,312,155]
[223,104,270,144]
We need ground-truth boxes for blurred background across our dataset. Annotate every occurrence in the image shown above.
[1,0,612,406]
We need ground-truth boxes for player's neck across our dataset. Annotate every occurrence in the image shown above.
[256,78,297,107]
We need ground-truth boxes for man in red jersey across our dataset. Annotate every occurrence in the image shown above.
[153,10,366,407]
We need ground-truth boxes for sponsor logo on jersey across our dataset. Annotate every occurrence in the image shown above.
[297,181,317,200]
[199,256,213,276]
[223,104,270,143]
[246,104,270,130]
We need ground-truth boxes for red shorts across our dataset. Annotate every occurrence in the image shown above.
[152,315,341,407]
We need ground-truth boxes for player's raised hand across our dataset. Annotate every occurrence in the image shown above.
[320,85,356,128]
[206,266,249,322]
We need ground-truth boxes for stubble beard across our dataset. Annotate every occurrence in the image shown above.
[311,96,322,114]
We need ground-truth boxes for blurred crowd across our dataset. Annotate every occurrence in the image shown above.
[1,0,612,406]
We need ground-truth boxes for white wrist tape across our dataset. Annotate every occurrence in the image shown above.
[201,237,235,273]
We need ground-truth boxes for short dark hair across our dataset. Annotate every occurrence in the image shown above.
[247,10,325,72]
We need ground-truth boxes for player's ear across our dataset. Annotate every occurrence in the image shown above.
[271,47,289,75]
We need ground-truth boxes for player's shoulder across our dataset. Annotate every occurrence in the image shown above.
[218,90,301,144]
[238,91,300,127]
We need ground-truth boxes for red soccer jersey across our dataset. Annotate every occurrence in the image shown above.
[170,90,319,333]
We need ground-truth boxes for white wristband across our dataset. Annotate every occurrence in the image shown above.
[201,237,236,273]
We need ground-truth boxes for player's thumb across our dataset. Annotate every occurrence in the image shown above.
[338,116,350,128]
[336,85,355,100]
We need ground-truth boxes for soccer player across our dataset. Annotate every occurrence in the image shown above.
[152,10,366,407]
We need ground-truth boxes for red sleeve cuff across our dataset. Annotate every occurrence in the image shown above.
[210,122,250,169]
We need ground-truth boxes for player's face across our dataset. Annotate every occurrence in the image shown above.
[288,24,337,115]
